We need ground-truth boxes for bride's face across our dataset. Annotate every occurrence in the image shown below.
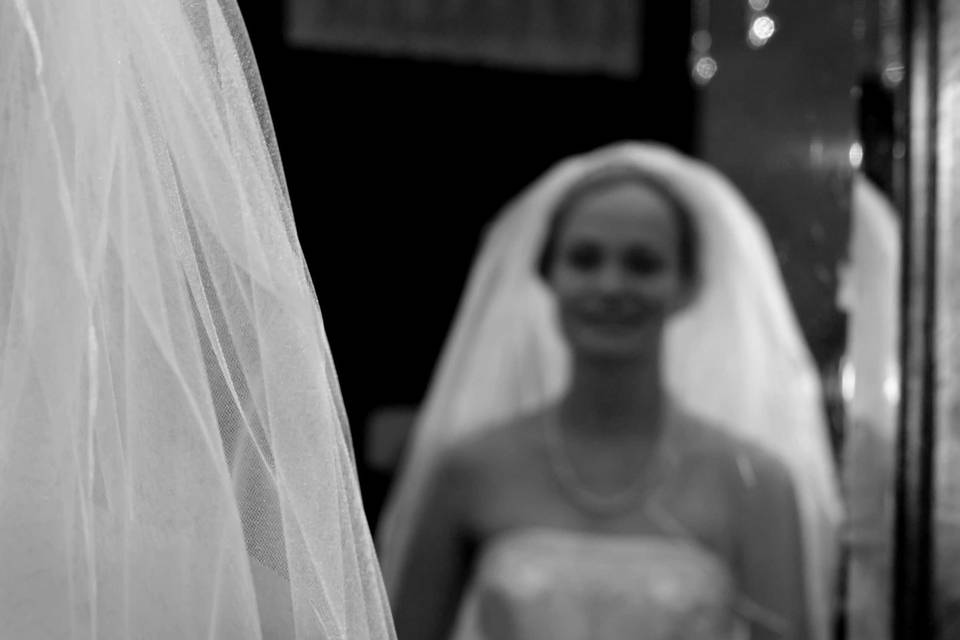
[547,181,693,361]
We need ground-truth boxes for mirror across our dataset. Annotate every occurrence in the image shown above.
[232,1,929,638]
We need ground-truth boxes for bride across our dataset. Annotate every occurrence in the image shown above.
[378,143,841,640]
[0,0,394,637]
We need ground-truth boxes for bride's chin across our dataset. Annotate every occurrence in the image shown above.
[571,333,659,363]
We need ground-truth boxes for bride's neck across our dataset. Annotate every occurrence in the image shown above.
[560,350,666,440]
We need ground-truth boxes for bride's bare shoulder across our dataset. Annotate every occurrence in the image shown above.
[676,411,793,489]
[437,406,552,482]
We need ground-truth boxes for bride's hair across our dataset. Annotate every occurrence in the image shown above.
[536,164,701,285]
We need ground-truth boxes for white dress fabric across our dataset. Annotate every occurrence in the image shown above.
[452,531,745,640]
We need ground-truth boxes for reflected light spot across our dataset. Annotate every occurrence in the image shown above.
[692,55,718,85]
[748,14,776,48]
[691,29,712,53]
[747,13,777,48]
[841,360,856,404]
[849,142,864,168]
[748,0,770,10]
[884,369,901,405]
[883,62,905,87]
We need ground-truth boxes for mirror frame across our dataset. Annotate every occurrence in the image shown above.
[892,0,938,636]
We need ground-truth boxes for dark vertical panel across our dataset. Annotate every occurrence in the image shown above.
[893,0,937,636]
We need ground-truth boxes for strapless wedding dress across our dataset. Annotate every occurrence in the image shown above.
[450,529,746,640]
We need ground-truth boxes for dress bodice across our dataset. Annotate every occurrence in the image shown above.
[451,529,744,640]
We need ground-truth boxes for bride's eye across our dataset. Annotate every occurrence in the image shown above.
[564,243,603,272]
[623,247,664,276]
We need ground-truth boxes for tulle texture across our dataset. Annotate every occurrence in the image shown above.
[0,0,394,638]
[377,142,842,640]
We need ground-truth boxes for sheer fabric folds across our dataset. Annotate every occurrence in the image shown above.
[0,1,394,638]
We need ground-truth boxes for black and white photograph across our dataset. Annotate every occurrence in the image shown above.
[0,0,954,638]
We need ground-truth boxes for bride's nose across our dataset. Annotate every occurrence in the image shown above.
[594,261,629,294]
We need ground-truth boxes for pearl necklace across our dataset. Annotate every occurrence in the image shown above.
[542,409,678,517]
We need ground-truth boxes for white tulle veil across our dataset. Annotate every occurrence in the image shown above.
[839,174,901,640]
[840,174,901,445]
[0,0,394,637]
[377,142,842,640]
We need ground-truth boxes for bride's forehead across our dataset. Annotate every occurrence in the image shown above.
[558,183,680,235]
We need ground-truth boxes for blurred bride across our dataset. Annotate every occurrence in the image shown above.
[0,1,394,637]
[378,143,841,640]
